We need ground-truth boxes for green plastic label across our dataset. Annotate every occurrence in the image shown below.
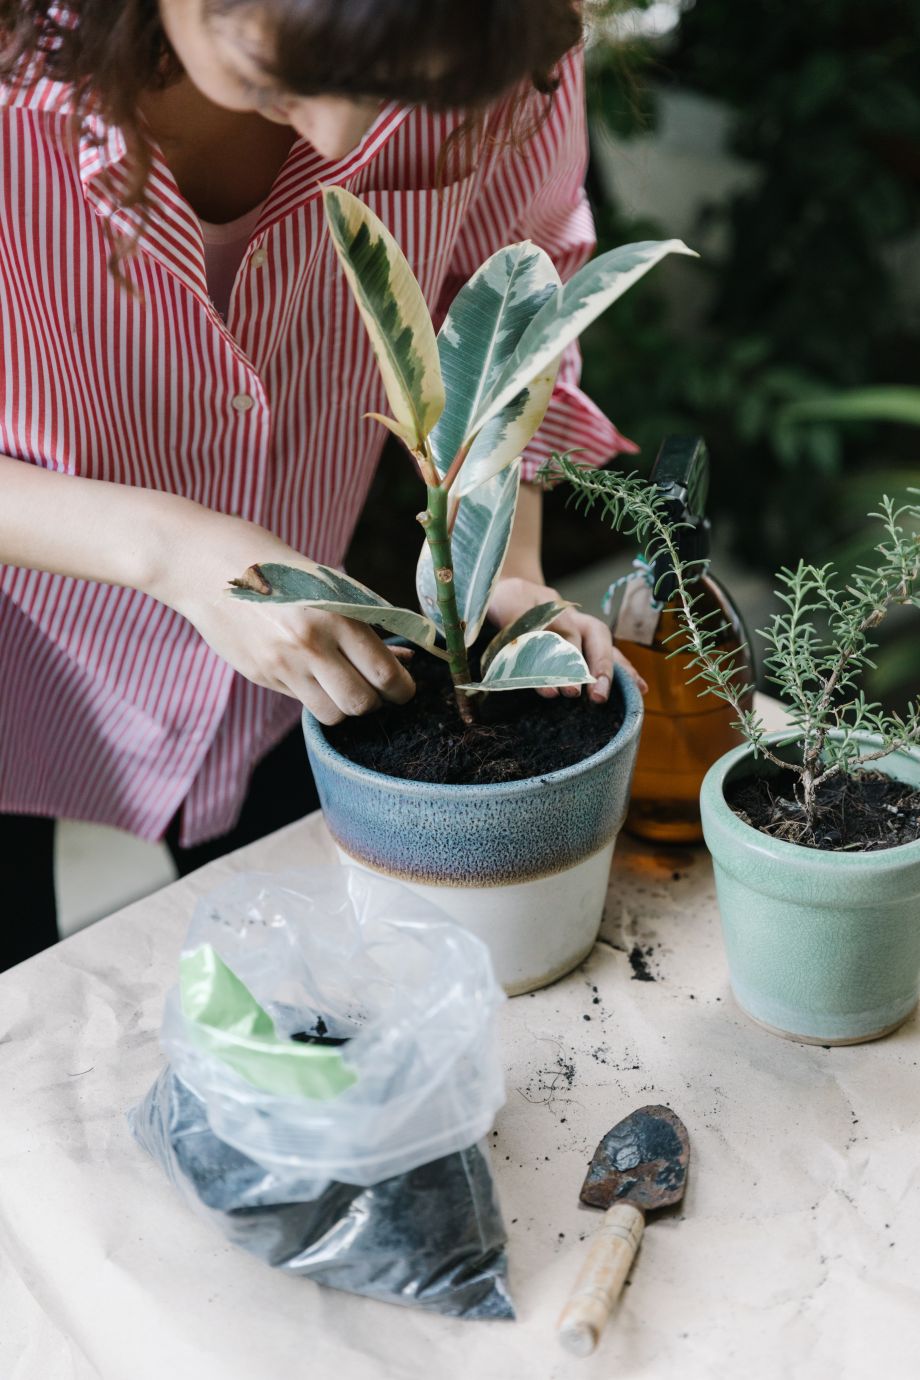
[180,945,356,1100]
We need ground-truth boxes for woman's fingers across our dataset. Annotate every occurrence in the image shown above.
[577,613,648,698]
[337,621,417,705]
[578,614,615,703]
[293,678,351,726]
[612,645,648,696]
[537,611,649,702]
[537,608,582,698]
[258,612,416,722]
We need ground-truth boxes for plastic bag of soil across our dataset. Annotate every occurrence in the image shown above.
[130,867,512,1320]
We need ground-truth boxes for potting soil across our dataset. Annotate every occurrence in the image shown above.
[328,652,624,785]
[727,768,920,852]
[131,1068,514,1320]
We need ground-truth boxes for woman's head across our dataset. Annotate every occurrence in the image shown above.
[3,1,585,161]
[171,0,582,110]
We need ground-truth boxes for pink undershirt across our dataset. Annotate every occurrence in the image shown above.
[199,201,265,320]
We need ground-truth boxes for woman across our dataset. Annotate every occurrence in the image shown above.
[0,0,641,970]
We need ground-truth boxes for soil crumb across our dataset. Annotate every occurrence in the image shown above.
[629,945,657,982]
[291,1017,350,1047]
[327,651,624,786]
[726,768,920,852]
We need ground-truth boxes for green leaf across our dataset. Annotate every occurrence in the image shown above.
[469,238,697,441]
[479,599,576,676]
[323,185,444,451]
[456,357,560,497]
[430,242,562,494]
[459,629,593,692]
[781,387,920,428]
[416,462,521,647]
[229,561,447,658]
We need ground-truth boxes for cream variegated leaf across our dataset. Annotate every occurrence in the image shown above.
[416,461,521,647]
[430,243,562,492]
[457,629,594,692]
[454,355,561,497]
[469,239,698,443]
[323,186,444,452]
[479,599,576,677]
[229,561,447,657]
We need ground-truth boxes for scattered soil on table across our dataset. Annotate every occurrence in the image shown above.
[326,651,624,786]
[726,768,920,852]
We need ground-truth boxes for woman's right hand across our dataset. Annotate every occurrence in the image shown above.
[149,502,416,724]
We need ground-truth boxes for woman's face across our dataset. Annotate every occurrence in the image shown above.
[158,0,380,158]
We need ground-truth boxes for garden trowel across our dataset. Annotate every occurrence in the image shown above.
[557,1104,690,1357]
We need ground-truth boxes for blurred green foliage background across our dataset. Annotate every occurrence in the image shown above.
[581,0,920,704]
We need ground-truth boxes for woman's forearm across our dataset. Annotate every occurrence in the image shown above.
[0,453,202,598]
[500,481,545,583]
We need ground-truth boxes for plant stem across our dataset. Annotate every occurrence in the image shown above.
[419,483,476,724]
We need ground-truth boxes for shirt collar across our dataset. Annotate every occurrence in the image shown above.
[5,70,415,296]
[76,94,414,298]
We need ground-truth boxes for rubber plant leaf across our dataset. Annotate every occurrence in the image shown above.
[229,560,448,658]
[416,460,521,647]
[479,598,576,677]
[469,239,698,442]
[456,356,560,498]
[180,945,356,1100]
[323,185,445,452]
[457,629,593,692]
[429,242,562,495]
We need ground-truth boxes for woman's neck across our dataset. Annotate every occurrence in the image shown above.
[138,77,298,223]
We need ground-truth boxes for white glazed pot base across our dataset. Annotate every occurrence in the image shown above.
[332,840,616,995]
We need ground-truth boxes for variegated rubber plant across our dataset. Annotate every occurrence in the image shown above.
[230,186,695,723]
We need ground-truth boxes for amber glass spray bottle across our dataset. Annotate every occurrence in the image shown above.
[606,437,754,843]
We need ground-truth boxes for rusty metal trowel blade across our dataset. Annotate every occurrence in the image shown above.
[580,1104,690,1212]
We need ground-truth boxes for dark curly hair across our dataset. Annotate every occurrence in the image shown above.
[1,0,585,207]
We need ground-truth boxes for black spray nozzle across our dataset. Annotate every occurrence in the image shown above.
[647,436,711,602]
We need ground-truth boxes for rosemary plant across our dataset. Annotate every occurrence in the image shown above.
[546,456,920,842]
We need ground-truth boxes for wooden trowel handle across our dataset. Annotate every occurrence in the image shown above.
[557,1202,645,1357]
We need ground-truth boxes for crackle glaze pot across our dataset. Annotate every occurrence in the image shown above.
[303,665,644,995]
[700,733,920,1045]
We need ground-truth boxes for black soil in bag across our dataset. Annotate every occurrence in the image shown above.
[132,1068,515,1320]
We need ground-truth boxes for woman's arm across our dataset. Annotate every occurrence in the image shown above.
[0,455,414,721]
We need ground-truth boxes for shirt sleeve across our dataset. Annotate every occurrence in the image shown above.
[433,47,638,482]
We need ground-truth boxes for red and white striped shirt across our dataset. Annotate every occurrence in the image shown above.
[0,50,634,844]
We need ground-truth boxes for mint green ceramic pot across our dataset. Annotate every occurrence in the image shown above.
[700,733,920,1045]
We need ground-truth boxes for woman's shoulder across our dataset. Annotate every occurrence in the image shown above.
[1,51,77,119]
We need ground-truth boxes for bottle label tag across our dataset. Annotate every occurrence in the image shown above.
[613,578,659,646]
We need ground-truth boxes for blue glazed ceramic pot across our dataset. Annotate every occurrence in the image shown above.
[701,733,920,1044]
[303,665,644,995]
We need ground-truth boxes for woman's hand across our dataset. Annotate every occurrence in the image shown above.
[149,502,416,724]
[487,575,648,702]
[0,459,411,724]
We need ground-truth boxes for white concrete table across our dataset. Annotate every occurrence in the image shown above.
[2,776,919,1378]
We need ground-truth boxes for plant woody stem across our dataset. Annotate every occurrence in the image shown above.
[418,482,476,725]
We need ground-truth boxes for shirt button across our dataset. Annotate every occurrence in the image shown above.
[250,246,268,269]
[231,392,254,413]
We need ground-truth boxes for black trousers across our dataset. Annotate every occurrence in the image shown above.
[0,726,320,974]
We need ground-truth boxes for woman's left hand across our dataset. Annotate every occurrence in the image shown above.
[487,576,649,702]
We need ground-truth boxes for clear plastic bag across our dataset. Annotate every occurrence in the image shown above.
[130,867,513,1319]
